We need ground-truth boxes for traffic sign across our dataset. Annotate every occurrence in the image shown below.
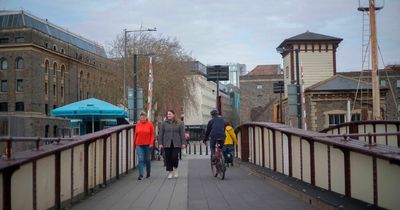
[206,65,229,81]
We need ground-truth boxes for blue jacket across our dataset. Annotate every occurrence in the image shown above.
[204,116,226,141]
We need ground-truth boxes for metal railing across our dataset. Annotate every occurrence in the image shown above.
[0,124,136,210]
[185,140,208,156]
[321,120,400,147]
[236,122,400,210]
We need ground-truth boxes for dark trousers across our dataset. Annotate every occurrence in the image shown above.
[164,142,180,171]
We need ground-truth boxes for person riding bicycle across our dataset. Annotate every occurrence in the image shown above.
[203,109,226,162]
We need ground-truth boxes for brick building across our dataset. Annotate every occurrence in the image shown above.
[240,65,283,124]
[0,10,123,139]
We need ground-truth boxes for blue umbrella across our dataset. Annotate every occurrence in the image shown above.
[51,98,128,133]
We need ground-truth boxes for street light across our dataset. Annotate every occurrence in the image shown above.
[123,27,156,122]
[276,47,302,129]
[123,27,157,106]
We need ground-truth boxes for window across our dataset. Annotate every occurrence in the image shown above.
[61,86,64,98]
[87,73,90,84]
[351,113,361,122]
[53,45,57,51]
[0,102,7,112]
[15,37,25,43]
[53,125,58,137]
[16,79,23,92]
[0,58,7,70]
[1,80,8,92]
[44,42,49,48]
[0,38,9,44]
[61,65,65,78]
[16,57,24,69]
[53,85,56,97]
[45,125,49,138]
[87,92,89,99]
[328,114,345,127]
[15,102,24,111]
[380,80,386,87]
[45,82,48,95]
[256,85,263,89]
[45,60,49,73]
[53,62,57,75]
[45,104,49,115]
[60,48,65,54]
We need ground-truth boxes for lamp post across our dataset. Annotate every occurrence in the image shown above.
[123,27,156,122]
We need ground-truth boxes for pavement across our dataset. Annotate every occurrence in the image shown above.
[70,155,315,210]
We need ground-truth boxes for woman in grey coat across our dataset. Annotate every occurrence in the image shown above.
[158,110,186,179]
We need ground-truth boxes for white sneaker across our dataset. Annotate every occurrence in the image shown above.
[174,170,178,178]
[168,172,173,179]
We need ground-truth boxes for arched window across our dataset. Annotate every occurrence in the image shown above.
[53,45,57,51]
[60,48,65,54]
[45,60,49,73]
[16,57,24,69]
[61,65,65,78]
[87,73,90,84]
[53,62,57,75]
[79,71,83,84]
[0,58,7,70]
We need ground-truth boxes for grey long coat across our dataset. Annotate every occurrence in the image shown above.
[158,120,186,148]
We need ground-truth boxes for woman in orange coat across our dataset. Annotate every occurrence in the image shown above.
[134,111,154,180]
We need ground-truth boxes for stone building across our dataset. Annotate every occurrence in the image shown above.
[0,10,123,139]
[240,65,283,124]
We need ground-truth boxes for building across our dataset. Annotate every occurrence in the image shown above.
[221,63,247,88]
[277,31,342,97]
[240,65,283,124]
[183,61,235,140]
[0,10,123,139]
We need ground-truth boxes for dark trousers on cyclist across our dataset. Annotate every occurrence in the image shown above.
[210,138,224,157]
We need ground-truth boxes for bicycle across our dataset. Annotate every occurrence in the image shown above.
[211,143,226,180]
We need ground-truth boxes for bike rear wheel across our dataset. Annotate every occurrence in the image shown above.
[211,157,218,177]
[217,155,226,180]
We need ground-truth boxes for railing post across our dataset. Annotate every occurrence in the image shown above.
[103,136,107,186]
[55,151,61,210]
[116,132,120,179]
[125,129,129,174]
[194,142,196,155]
[2,165,19,210]
[200,141,203,155]
[84,142,89,196]
[206,142,208,155]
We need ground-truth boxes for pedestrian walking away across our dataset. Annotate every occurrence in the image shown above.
[223,121,238,167]
[134,111,155,180]
[158,110,187,179]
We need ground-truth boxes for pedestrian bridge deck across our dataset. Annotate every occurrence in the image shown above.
[70,155,314,210]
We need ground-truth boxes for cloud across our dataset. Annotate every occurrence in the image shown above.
[2,0,400,71]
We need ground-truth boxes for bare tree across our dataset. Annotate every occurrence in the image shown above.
[107,33,195,121]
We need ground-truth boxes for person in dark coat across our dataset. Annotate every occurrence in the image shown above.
[158,110,187,179]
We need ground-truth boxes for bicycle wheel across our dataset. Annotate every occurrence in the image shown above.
[211,157,218,177]
[217,155,226,180]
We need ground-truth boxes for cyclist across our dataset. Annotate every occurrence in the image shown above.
[203,109,226,161]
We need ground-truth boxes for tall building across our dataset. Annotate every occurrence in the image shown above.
[277,31,342,97]
[221,63,246,88]
[183,61,234,140]
[0,10,123,139]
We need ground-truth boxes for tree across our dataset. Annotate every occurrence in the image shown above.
[107,33,195,122]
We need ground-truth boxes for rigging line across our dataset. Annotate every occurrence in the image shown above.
[378,44,399,117]
[352,39,371,113]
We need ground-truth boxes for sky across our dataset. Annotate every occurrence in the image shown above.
[2,0,399,72]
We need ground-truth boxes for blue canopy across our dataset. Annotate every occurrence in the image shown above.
[51,98,128,120]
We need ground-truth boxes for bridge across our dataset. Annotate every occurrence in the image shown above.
[0,121,399,210]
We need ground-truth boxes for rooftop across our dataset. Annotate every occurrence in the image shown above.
[277,31,343,49]
[0,10,107,57]
[247,64,282,76]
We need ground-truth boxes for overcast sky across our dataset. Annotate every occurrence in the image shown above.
[2,0,399,72]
